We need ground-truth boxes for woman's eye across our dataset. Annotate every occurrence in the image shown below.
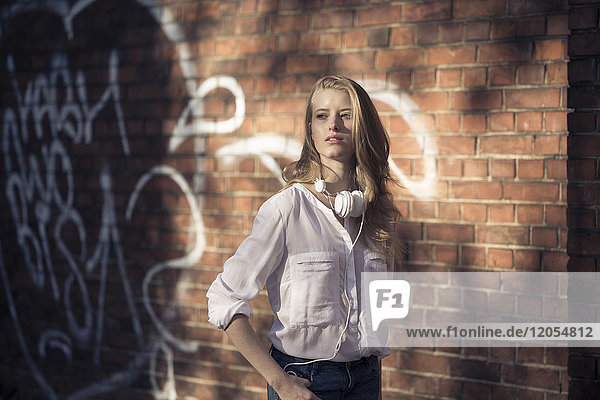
[341,113,351,119]
[315,113,327,119]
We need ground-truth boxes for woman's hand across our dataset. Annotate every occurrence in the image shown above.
[270,373,320,400]
[224,315,320,399]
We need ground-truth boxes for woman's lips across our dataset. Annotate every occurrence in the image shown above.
[326,134,343,143]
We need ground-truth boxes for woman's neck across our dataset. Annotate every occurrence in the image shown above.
[321,162,353,193]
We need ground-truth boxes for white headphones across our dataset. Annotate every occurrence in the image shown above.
[314,179,365,218]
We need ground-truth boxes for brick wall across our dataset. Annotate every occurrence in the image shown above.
[567,0,600,398]
[0,0,576,399]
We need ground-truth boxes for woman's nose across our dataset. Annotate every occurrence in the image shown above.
[329,118,339,131]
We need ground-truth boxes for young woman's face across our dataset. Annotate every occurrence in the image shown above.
[310,89,355,166]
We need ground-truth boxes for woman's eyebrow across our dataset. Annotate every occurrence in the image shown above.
[314,107,352,112]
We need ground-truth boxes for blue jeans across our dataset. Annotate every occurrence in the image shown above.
[267,346,381,400]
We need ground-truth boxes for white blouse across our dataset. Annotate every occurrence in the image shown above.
[206,183,389,361]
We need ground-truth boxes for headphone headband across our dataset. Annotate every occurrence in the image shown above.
[314,179,364,218]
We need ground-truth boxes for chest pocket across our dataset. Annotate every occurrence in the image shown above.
[364,251,388,272]
[288,251,342,329]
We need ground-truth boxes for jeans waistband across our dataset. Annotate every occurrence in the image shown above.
[270,345,377,367]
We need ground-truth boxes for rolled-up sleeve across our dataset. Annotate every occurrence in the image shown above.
[207,199,285,330]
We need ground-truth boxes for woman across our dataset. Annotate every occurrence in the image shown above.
[207,75,403,400]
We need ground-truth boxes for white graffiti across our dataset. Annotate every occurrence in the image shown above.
[216,136,303,185]
[0,2,439,400]
[361,79,439,198]
[171,75,246,152]
[0,1,208,399]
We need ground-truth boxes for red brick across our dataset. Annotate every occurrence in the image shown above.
[439,202,460,220]
[356,6,402,27]
[414,201,436,218]
[299,33,320,50]
[535,39,565,60]
[504,182,560,202]
[345,30,366,48]
[452,90,502,110]
[463,203,487,222]
[454,0,506,18]
[462,114,487,133]
[288,54,329,72]
[491,160,515,178]
[506,88,561,108]
[448,358,502,381]
[466,21,491,40]
[320,32,342,49]
[246,56,286,74]
[396,351,449,375]
[390,136,423,155]
[311,10,353,30]
[490,204,514,222]
[267,97,306,114]
[504,365,559,390]
[546,62,568,84]
[238,37,276,55]
[547,159,566,180]
[518,16,546,37]
[403,1,452,23]
[439,158,462,177]
[333,51,375,71]
[491,19,518,39]
[390,26,414,46]
[532,227,558,247]
[464,67,487,87]
[438,69,461,87]
[411,243,433,262]
[518,160,544,179]
[236,16,267,34]
[436,136,475,154]
[436,113,461,132]
[545,205,566,226]
[516,112,542,132]
[480,136,532,155]
[452,182,502,200]
[270,14,309,33]
[462,245,486,266]
[517,64,544,84]
[490,112,514,131]
[479,42,532,63]
[377,48,425,68]
[490,65,516,86]
[489,248,513,268]
[477,225,529,245]
[412,69,436,88]
[439,23,463,42]
[534,135,561,155]
[517,204,543,224]
[545,111,568,132]
[428,45,477,65]
[427,223,474,242]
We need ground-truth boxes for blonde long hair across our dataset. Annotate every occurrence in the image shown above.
[283,75,404,261]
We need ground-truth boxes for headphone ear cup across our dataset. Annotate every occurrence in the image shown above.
[334,190,352,218]
[314,179,326,193]
[334,190,364,218]
[349,190,364,218]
